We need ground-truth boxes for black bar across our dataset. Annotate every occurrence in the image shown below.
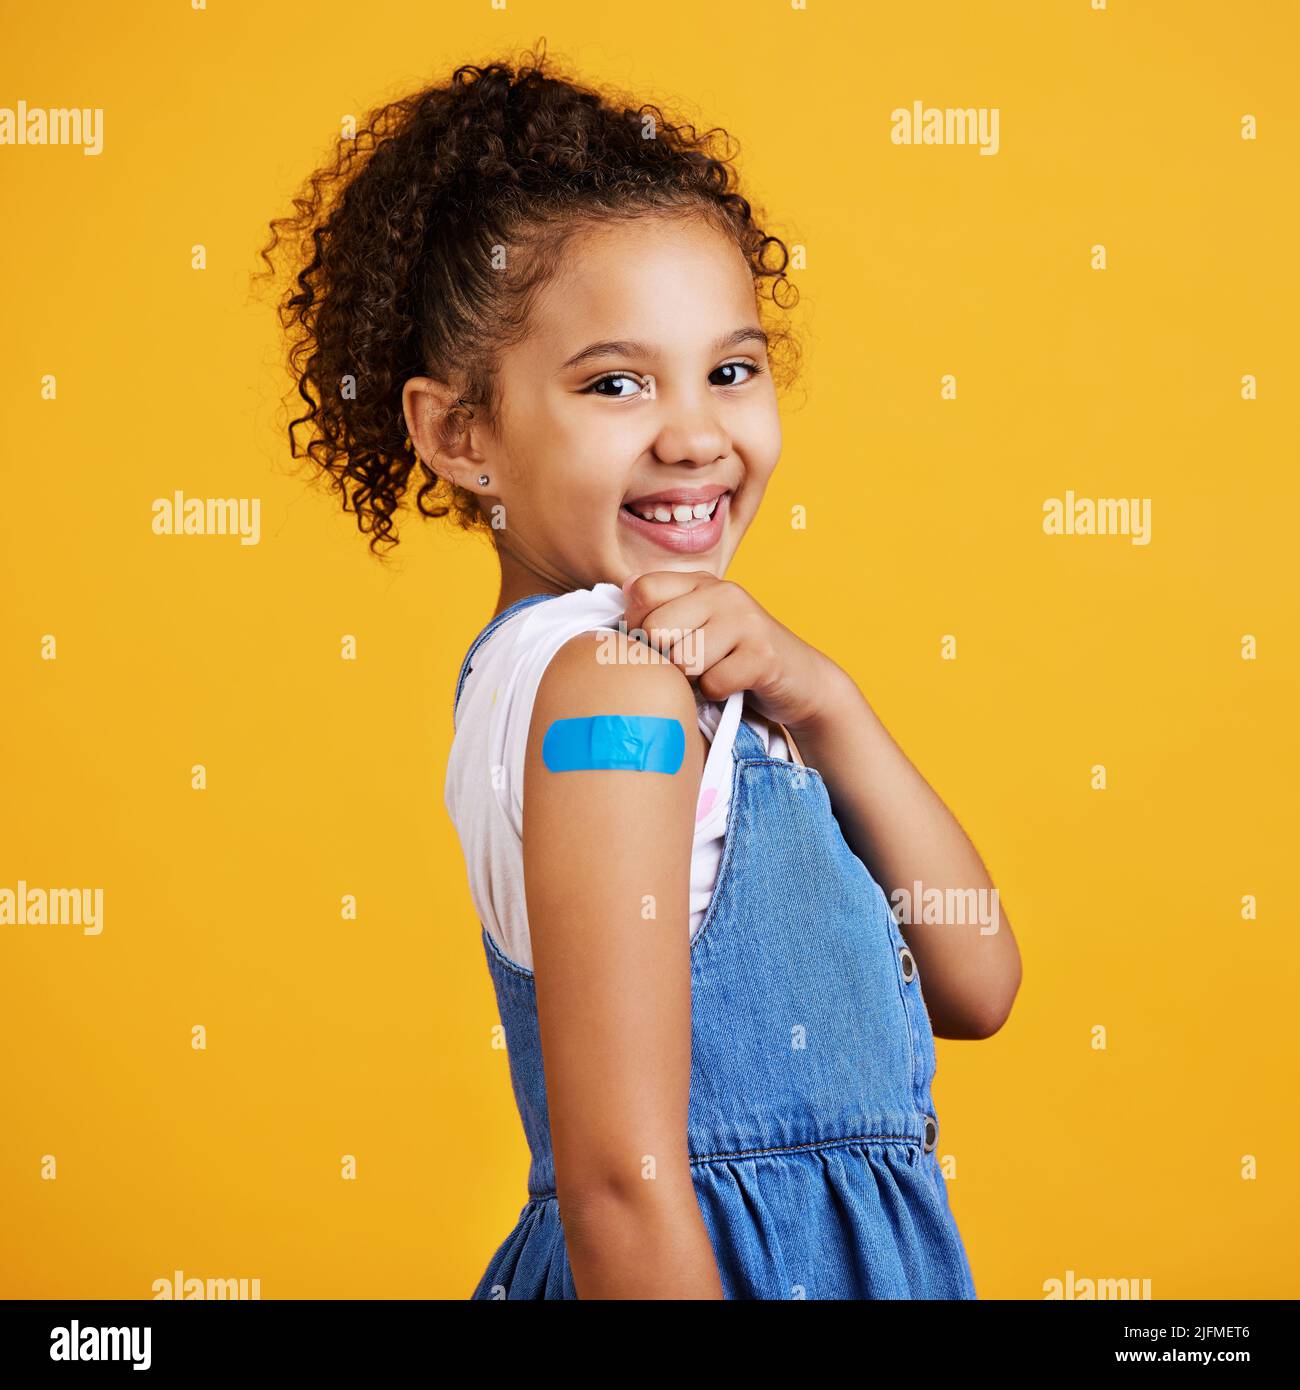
[0,1297,1291,1374]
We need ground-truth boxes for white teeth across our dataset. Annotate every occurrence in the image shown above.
[629,496,721,524]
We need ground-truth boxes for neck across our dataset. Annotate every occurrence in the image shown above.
[491,552,571,621]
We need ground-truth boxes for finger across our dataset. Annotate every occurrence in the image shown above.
[632,592,721,672]
[694,648,756,704]
[659,619,724,680]
[621,570,710,633]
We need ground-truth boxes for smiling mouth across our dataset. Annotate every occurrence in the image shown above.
[621,494,725,528]
[617,488,733,554]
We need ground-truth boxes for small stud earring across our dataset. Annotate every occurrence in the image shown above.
[477,474,489,486]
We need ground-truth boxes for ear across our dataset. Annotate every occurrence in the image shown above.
[401,376,486,489]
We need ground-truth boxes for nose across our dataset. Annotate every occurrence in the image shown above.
[649,397,731,471]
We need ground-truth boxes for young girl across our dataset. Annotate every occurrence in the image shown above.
[264,43,1021,1300]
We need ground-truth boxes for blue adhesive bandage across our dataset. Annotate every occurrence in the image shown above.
[542,715,685,774]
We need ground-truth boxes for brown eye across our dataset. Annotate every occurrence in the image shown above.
[710,360,763,387]
[584,372,646,398]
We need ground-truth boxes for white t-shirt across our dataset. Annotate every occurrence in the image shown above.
[444,582,791,972]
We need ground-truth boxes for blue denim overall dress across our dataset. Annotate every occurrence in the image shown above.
[455,593,977,1300]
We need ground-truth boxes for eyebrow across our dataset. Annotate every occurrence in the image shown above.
[558,326,770,372]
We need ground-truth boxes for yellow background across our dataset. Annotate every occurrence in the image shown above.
[1,0,1296,1299]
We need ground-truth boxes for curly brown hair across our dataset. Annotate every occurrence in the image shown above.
[258,38,802,555]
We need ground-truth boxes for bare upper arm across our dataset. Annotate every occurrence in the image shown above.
[522,628,703,1211]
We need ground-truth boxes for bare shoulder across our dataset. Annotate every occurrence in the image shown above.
[520,626,704,979]
[533,629,699,725]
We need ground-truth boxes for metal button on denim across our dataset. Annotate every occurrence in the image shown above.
[923,1115,938,1152]
[899,946,916,983]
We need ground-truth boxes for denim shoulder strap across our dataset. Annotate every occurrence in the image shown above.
[452,593,560,727]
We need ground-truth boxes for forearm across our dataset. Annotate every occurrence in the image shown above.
[787,666,1021,1039]
[560,1175,726,1299]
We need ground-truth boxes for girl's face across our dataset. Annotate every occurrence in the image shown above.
[477,215,782,591]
